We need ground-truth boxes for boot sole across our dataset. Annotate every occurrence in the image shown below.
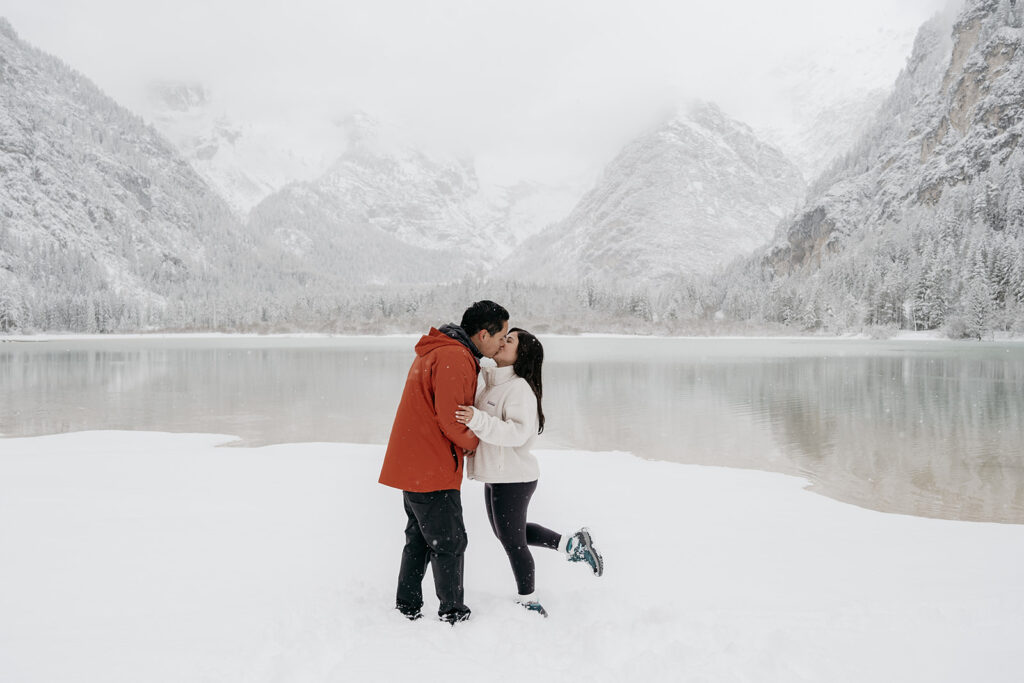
[578,527,604,577]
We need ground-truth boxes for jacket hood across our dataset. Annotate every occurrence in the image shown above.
[438,323,483,358]
[415,326,482,359]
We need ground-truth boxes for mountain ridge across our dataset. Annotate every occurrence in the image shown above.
[501,101,805,286]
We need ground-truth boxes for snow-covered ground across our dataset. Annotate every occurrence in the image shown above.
[1,431,1022,683]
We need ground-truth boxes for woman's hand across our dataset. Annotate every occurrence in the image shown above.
[455,405,475,425]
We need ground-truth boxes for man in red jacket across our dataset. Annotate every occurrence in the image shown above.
[380,300,509,624]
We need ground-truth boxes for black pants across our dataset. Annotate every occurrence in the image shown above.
[484,481,562,596]
[396,489,470,619]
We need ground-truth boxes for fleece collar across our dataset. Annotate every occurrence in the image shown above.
[482,365,517,387]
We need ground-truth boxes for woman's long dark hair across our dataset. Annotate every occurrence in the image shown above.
[510,327,545,434]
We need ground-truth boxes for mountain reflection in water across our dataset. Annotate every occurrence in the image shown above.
[2,336,1022,523]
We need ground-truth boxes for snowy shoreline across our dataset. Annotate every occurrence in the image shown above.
[2,431,1022,683]
[4,330,1024,343]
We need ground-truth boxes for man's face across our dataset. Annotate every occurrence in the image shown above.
[477,320,509,358]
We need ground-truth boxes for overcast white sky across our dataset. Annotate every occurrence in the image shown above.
[3,0,954,185]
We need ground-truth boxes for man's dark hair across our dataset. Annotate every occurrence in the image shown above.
[461,300,509,337]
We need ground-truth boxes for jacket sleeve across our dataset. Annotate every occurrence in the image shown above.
[433,349,481,452]
[466,381,537,447]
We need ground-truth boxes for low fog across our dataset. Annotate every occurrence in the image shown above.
[4,0,952,185]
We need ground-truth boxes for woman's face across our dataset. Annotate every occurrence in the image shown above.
[492,331,519,368]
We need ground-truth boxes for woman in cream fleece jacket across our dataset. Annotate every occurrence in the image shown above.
[455,328,603,617]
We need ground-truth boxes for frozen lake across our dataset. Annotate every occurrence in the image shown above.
[2,335,1023,523]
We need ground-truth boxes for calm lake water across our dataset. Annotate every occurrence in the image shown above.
[2,336,1023,523]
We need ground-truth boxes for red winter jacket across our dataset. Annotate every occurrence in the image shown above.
[379,328,480,492]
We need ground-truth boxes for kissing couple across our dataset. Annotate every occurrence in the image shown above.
[378,300,603,624]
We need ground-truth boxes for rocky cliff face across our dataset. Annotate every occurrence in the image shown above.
[502,102,805,286]
[718,0,1024,334]
[769,0,1023,273]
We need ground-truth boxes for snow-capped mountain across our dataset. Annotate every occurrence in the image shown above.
[718,0,1024,334]
[0,14,586,331]
[0,18,246,325]
[139,81,344,218]
[501,102,806,286]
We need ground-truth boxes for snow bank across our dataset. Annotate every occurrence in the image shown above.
[1,432,1021,682]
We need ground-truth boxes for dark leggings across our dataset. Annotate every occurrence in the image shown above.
[484,481,562,596]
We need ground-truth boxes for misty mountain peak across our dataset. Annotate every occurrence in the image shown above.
[340,110,382,147]
[670,100,733,133]
[0,17,17,40]
[146,81,209,113]
[502,101,805,286]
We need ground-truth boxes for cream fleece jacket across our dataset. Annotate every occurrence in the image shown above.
[464,365,540,483]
